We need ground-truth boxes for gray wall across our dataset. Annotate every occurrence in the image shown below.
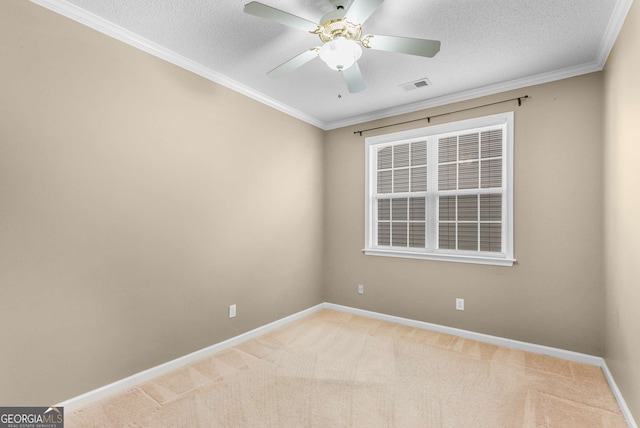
[604,0,640,419]
[4,0,639,420]
[324,75,605,356]
[0,0,324,405]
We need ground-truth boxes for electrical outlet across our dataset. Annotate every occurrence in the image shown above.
[358,284,364,295]
[456,298,464,311]
[229,304,236,318]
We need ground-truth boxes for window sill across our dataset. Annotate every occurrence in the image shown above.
[363,248,515,266]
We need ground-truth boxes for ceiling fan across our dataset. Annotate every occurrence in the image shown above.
[244,0,441,93]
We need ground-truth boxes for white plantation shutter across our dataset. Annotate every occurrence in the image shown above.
[365,112,514,266]
[375,141,428,249]
[436,129,503,252]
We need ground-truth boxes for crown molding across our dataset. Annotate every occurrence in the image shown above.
[596,0,634,68]
[29,0,325,129]
[323,61,602,130]
[30,0,631,132]
[322,0,633,130]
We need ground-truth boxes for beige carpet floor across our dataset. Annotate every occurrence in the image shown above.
[66,309,627,427]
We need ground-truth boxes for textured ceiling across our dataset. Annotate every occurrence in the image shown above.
[32,0,632,129]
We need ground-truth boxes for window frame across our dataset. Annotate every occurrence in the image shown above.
[364,112,515,266]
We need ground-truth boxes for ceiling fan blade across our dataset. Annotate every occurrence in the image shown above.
[267,49,319,79]
[365,34,441,58]
[344,0,385,24]
[244,2,319,32]
[342,61,366,93]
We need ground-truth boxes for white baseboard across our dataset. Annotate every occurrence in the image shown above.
[325,303,637,428]
[56,303,325,412]
[601,360,639,428]
[57,302,637,427]
[324,303,604,366]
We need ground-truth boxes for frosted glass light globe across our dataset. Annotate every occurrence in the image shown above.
[319,38,362,71]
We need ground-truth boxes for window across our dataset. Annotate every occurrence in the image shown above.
[364,112,514,266]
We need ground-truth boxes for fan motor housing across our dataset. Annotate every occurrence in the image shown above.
[319,0,356,29]
[316,19,362,43]
[329,0,352,10]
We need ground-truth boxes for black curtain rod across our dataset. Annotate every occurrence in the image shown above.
[353,95,529,136]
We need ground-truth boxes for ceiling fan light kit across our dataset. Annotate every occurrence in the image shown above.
[243,0,441,93]
[319,38,362,71]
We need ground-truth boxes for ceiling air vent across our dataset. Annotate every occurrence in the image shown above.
[400,78,432,91]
